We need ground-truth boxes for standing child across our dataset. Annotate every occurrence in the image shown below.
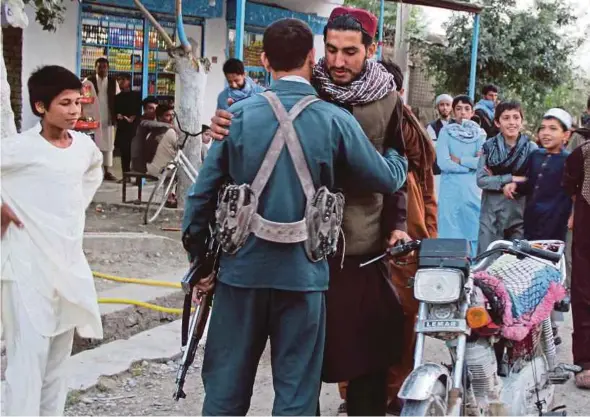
[503,108,573,241]
[0,65,104,416]
[437,95,486,257]
[477,101,537,254]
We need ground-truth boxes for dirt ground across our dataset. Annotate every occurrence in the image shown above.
[84,202,186,292]
[65,347,343,416]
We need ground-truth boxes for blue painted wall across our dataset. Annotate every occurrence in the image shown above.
[226,0,327,34]
[85,0,223,18]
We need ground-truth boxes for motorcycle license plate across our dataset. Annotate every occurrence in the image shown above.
[424,320,460,328]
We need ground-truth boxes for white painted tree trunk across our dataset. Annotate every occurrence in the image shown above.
[174,56,208,207]
[1,29,18,139]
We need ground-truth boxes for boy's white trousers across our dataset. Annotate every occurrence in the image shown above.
[1,281,74,416]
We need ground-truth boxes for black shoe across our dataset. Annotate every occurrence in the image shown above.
[104,172,118,182]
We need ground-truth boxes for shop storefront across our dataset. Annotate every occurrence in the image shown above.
[77,0,221,102]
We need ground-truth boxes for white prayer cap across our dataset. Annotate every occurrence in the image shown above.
[435,94,453,105]
[543,108,573,130]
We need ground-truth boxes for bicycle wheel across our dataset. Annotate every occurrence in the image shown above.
[144,166,178,225]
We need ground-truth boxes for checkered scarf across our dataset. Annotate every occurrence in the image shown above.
[312,58,397,106]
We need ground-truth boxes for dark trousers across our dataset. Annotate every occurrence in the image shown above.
[202,282,326,416]
[120,136,132,173]
[571,240,590,370]
[347,370,388,416]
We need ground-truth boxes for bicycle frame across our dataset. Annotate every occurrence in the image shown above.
[174,148,198,183]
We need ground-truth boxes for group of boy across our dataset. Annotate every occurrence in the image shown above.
[427,88,590,389]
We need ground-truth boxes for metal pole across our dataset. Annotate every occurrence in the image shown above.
[468,13,480,100]
[142,19,149,99]
[377,0,385,59]
[235,0,246,60]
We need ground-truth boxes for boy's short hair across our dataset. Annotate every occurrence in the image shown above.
[222,58,245,75]
[452,95,474,109]
[156,104,174,119]
[118,72,132,82]
[379,59,403,92]
[142,96,158,108]
[494,100,523,122]
[264,18,314,72]
[28,65,82,117]
[482,84,498,95]
[542,116,568,132]
[95,57,109,67]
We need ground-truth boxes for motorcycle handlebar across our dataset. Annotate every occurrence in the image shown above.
[512,240,562,264]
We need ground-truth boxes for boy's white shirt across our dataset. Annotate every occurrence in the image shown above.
[1,124,104,339]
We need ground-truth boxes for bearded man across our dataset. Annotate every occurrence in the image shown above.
[209,8,408,415]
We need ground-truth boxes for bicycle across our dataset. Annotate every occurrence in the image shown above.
[144,117,203,225]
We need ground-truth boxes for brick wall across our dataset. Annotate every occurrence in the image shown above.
[3,26,23,132]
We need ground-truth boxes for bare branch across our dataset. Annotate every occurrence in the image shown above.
[176,0,191,53]
[133,0,175,49]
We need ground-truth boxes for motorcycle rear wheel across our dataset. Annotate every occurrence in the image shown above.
[401,381,448,416]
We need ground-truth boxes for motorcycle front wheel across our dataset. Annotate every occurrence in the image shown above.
[401,380,448,416]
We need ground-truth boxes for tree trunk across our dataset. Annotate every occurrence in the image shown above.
[1,29,18,139]
[174,56,208,208]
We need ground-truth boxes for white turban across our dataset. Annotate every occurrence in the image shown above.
[544,108,573,130]
[435,94,453,106]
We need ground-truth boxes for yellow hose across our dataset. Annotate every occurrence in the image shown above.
[98,298,193,314]
[93,272,181,289]
[93,272,188,314]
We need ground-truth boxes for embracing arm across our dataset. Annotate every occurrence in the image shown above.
[337,114,408,194]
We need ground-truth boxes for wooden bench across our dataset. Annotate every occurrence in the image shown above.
[121,171,158,204]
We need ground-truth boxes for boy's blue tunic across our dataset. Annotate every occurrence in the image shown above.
[436,120,486,257]
[182,79,407,416]
[518,148,573,241]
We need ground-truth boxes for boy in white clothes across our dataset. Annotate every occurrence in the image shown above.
[0,65,104,416]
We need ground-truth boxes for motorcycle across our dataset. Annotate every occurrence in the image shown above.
[368,238,579,416]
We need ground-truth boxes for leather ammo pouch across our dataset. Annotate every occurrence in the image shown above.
[215,91,345,262]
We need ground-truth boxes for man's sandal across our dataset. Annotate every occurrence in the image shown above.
[575,370,590,389]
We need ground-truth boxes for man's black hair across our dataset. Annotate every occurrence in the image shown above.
[95,57,109,67]
[156,104,173,119]
[118,72,132,82]
[542,116,568,132]
[323,14,373,48]
[222,58,245,75]
[482,84,498,95]
[142,96,158,108]
[28,65,82,117]
[453,95,474,109]
[379,59,403,92]
[263,18,313,72]
[587,95,590,109]
[494,100,523,122]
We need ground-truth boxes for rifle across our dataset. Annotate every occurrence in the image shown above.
[173,227,221,401]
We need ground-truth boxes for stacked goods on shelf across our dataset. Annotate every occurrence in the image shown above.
[81,24,108,45]
[156,78,175,96]
[148,29,170,50]
[243,40,263,67]
[81,46,106,70]
[108,48,133,72]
